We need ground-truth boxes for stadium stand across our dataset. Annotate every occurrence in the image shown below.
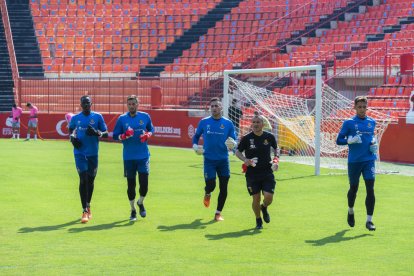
[0,8,14,111]
[0,0,411,117]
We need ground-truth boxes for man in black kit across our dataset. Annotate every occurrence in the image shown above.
[235,113,279,229]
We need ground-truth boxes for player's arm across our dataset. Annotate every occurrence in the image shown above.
[192,121,203,145]
[336,122,349,145]
[192,121,204,154]
[140,116,154,143]
[112,117,122,141]
[235,150,256,166]
[68,124,81,149]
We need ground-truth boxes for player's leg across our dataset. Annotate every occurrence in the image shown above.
[25,122,32,140]
[347,162,362,227]
[16,122,20,139]
[12,123,16,139]
[247,176,262,229]
[32,121,38,140]
[85,156,98,219]
[75,154,89,223]
[261,174,276,223]
[124,160,138,221]
[137,158,150,217]
[203,158,216,208]
[362,160,376,231]
[215,159,230,221]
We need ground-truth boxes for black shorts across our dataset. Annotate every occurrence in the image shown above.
[246,173,276,196]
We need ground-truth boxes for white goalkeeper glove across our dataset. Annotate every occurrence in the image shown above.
[192,144,204,155]
[347,134,362,144]
[370,137,378,154]
[250,157,258,167]
[270,157,279,171]
[225,137,237,150]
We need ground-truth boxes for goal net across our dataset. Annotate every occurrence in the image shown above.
[223,66,394,175]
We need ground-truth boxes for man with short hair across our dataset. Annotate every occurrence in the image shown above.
[68,96,108,223]
[235,114,279,229]
[336,96,378,231]
[192,97,236,221]
[25,102,38,141]
[11,104,22,139]
[113,95,154,221]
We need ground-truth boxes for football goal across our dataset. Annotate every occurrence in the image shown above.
[223,65,394,175]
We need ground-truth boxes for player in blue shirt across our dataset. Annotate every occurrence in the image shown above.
[68,96,108,223]
[192,97,237,221]
[336,96,378,231]
[113,95,154,221]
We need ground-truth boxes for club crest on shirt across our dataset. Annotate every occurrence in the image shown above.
[263,139,269,145]
[90,119,95,125]
[249,139,256,149]
[139,120,144,125]
[367,122,372,128]
[220,124,225,129]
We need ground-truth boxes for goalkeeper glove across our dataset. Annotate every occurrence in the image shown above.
[370,137,378,154]
[347,134,362,144]
[70,135,82,149]
[242,157,258,173]
[119,127,134,140]
[140,131,152,143]
[225,137,237,150]
[86,125,101,137]
[270,157,279,171]
[193,144,204,155]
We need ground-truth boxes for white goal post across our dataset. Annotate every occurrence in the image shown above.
[222,65,393,176]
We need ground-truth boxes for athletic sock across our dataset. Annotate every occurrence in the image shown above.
[137,196,145,205]
[26,134,30,139]
[130,200,136,210]
[367,215,373,222]
[348,207,354,214]
[34,134,37,140]
[215,210,221,215]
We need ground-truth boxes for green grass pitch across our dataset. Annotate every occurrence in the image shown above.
[0,139,413,275]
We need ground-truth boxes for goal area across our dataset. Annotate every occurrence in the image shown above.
[223,65,394,175]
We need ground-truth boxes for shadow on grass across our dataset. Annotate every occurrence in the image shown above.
[158,218,215,231]
[305,229,373,246]
[67,220,133,233]
[205,228,261,240]
[18,220,79,233]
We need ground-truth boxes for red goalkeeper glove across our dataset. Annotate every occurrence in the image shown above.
[242,163,247,173]
[271,157,279,171]
[119,127,134,140]
[140,131,152,143]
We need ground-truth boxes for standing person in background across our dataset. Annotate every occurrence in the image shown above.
[65,112,74,129]
[11,104,23,139]
[25,102,38,141]
[192,97,237,222]
[113,95,154,222]
[336,96,378,231]
[228,99,243,135]
[68,96,108,224]
[235,114,279,229]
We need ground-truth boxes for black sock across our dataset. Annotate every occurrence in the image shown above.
[79,172,88,210]
[127,177,137,201]
[256,217,263,225]
[138,173,149,197]
[217,176,229,212]
[365,179,375,216]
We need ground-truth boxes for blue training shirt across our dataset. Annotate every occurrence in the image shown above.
[69,111,107,156]
[336,115,377,163]
[113,111,154,160]
[192,116,236,160]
